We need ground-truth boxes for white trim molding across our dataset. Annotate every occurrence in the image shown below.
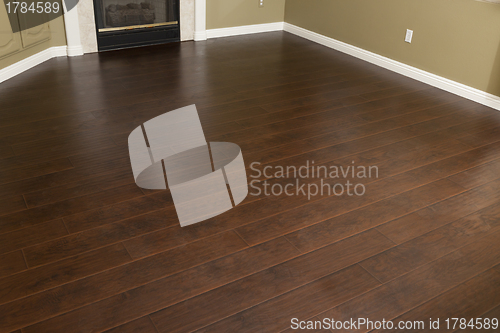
[180,0,195,41]
[194,0,207,41]
[206,22,284,39]
[63,5,84,56]
[0,46,67,84]
[284,22,500,111]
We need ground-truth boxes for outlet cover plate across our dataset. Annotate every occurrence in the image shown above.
[405,29,413,43]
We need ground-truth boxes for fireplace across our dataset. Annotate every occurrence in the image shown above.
[93,0,180,51]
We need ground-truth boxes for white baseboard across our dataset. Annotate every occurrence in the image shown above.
[284,22,500,111]
[206,22,284,39]
[194,31,207,41]
[67,45,84,57]
[0,46,68,84]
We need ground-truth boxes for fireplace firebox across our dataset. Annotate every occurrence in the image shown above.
[93,0,180,51]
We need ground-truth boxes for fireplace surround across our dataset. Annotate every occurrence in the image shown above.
[75,0,200,53]
[93,0,180,50]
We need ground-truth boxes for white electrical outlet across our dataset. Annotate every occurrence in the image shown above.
[259,0,264,7]
[405,29,413,43]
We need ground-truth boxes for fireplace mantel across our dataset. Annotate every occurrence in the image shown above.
[67,0,206,53]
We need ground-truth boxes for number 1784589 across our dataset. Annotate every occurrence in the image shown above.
[5,2,60,14]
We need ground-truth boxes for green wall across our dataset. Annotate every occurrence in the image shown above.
[207,0,286,29]
[284,0,500,97]
[0,13,66,70]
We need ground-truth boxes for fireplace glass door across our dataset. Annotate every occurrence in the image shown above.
[98,0,177,31]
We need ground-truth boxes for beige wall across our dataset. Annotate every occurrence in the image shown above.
[285,0,500,97]
[207,0,286,29]
[0,13,67,70]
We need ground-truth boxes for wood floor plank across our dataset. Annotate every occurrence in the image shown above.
[110,82,418,152]
[373,265,500,333]
[196,76,382,115]
[0,184,144,235]
[19,237,296,333]
[242,108,483,170]
[0,231,249,332]
[22,170,135,208]
[241,140,318,171]
[272,142,500,251]
[62,191,172,233]
[238,148,463,244]
[457,126,500,148]
[5,119,138,161]
[357,99,465,124]
[359,85,425,102]
[107,104,303,147]
[232,98,470,158]
[259,85,429,115]
[200,106,269,126]
[196,265,379,333]
[210,111,368,147]
[103,316,159,333]
[0,158,73,186]
[24,208,176,267]
[0,156,129,199]
[198,77,388,116]
[280,179,464,253]
[235,96,367,129]
[316,228,500,333]
[377,178,500,244]
[360,200,500,283]
[448,157,500,190]
[0,145,14,160]
[101,46,338,88]
[119,181,322,260]
[0,112,96,143]
[0,139,127,178]
[11,131,116,158]
[0,90,164,126]
[5,137,117,171]
[0,251,26,278]
[402,140,500,184]
[305,105,483,151]
[149,229,392,333]
[0,196,26,216]
[364,86,471,111]
[5,80,470,210]
[128,61,337,95]
[254,80,388,113]
[230,67,358,93]
[0,243,131,305]
[122,132,480,258]
[455,305,500,332]
[232,71,367,101]
[0,219,67,255]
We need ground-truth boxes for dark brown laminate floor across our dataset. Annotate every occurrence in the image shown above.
[1,32,500,333]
